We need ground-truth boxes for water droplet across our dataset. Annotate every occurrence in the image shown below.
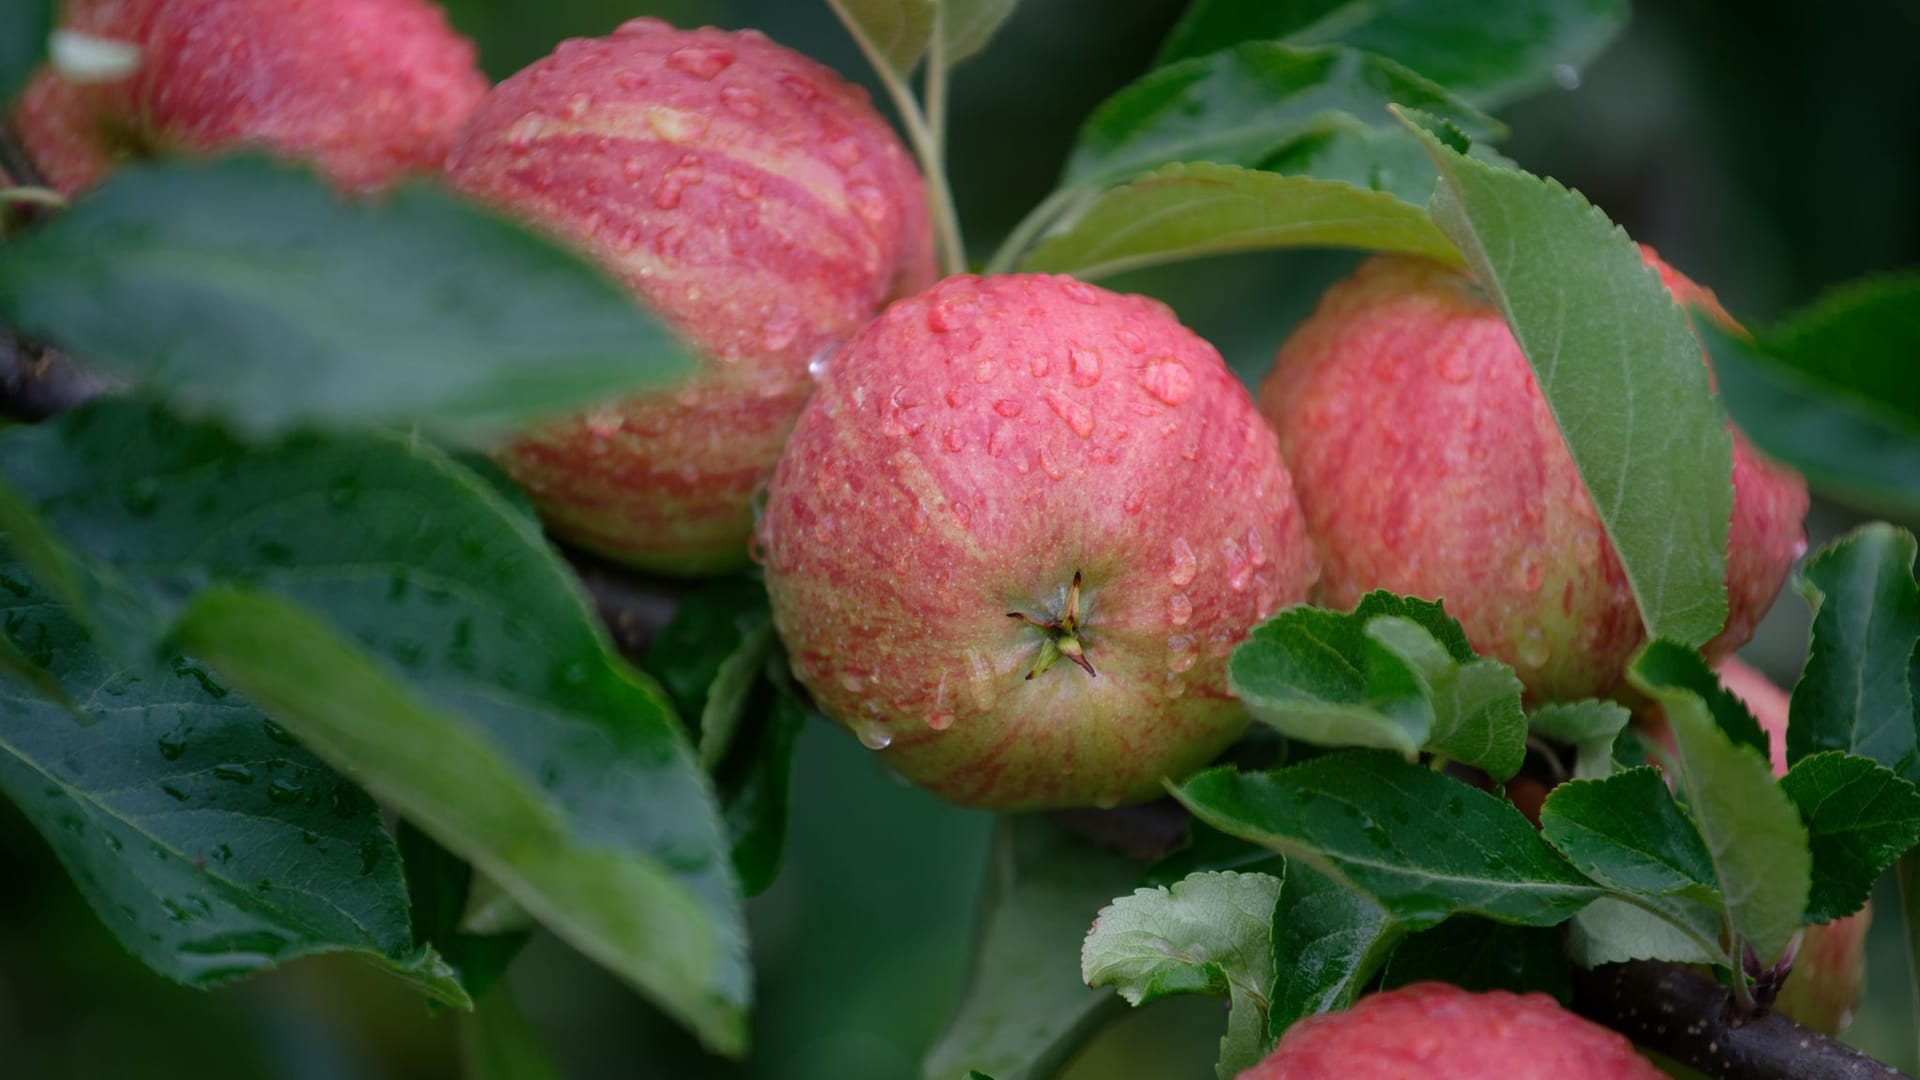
[927,712,955,732]
[854,720,893,750]
[157,729,188,761]
[359,836,381,875]
[161,783,188,802]
[761,315,800,352]
[779,71,820,101]
[268,779,303,804]
[827,136,865,168]
[927,298,979,333]
[1168,593,1193,625]
[993,398,1022,418]
[667,44,734,80]
[614,16,670,36]
[504,112,545,151]
[1517,628,1552,670]
[563,91,594,120]
[162,898,191,923]
[1122,490,1145,515]
[944,385,967,408]
[648,106,709,142]
[1169,538,1197,586]
[1221,538,1252,591]
[1141,357,1194,406]
[1045,390,1095,439]
[973,359,997,383]
[1061,281,1102,306]
[720,85,762,117]
[212,764,254,785]
[1552,63,1581,90]
[1163,673,1187,699]
[1038,444,1066,481]
[102,832,123,852]
[882,386,927,437]
[1167,638,1198,673]
[838,671,865,692]
[806,346,834,381]
[942,429,966,453]
[1115,328,1147,354]
[1069,348,1102,387]
[1437,349,1472,383]
[965,650,999,711]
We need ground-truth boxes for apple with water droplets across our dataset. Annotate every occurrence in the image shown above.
[14,0,489,195]
[757,273,1319,810]
[1257,249,1808,702]
[445,19,933,572]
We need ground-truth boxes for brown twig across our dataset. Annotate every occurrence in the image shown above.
[1572,961,1912,1079]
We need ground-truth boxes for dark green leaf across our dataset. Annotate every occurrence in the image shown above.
[1569,895,1720,967]
[1173,753,1601,929]
[1630,644,1809,961]
[1266,860,1400,1036]
[1628,641,1768,758]
[939,0,1021,65]
[826,0,936,76]
[1065,43,1498,189]
[1155,0,1628,108]
[1380,917,1571,1001]
[0,561,464,1004]
[1081,870,1283,1079]
[1527,700,1630,779]
[1408,118,1732,649]
[1789,525,1920,780]
[925,816,1142,1080]
[0,400,748,1054]
[1757,273,1920,431]
[0,158,692,438]
[1261,121,1513,208]
[715,672,806,897]
[1540,768,1717,898]
[459,985,563,1080]
[1145,819,1285,887]
[0,0,54,103]
[1781,752,1920,923]
[642,577,772,726]
[1021,162,1459,281]
[398,823,528,1000]
[1708,322,1920,521]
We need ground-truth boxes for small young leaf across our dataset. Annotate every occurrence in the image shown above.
[0,564,465,1005]
[716,671,807,897]
[1380,917,1571,1001]
[925,816,1143,1080]
[0,158,693,438]
[1082,870,1284,1080]
[1407,119,1733,649]
[1569,895,1721,968]
[1789,525,1920,780]
[826,0,937,76]
[1065,44,1498,189]
[0,0,55,102]
[1155,0,1628,108]
[1173,754,1600,929]
[938,0,1021,65]
[1021,163,1459,281]
[1527,700,1630,780]
[1266,860,1401,1037]
[1630,644,1811,962]
[643,577,771,725]
[1780,752,1920,923]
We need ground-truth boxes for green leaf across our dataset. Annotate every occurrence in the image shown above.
[1790,525,1920,780]
[1173,754,1600,929]
[1065,43,1498,189]
[715,670,807,897]
[1540,769,1718,899]
[0,0,54,102]
[0,562,465,1005]
[826,0,937,76]
[1082,870,1283,1080]
[1569,895,1720,967]
[1146,820,1286,886]
[459,985,563,1080]
[0,158,692,439]
[1020,163,1459,281]
[1628,640,1769,759]
[1630,643,1811,962]
[1781,752,1920,923]
[1266,860,1400,1036]
[1227,594,1526,778]
[1380,917,1571,1001]
[0,401,748,1054]
[925,816,1142,1080]
[1707,322,1920,521]
[1260,120,1513,208]
[1155,0,1629,108]
[643,577,772,726]
[697,624,776,771]
[1527,700,1630,779]
[938,0,1021,65]
[1756,273,1920,431]
[398,823,528,1000]
[1407,118,1732,649]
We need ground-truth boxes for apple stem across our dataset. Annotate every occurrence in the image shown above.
[1008,570,1098,680]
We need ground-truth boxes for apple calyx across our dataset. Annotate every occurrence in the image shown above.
[1008,570,1098,680]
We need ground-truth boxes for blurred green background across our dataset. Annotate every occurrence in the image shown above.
[4,1,1917,1076]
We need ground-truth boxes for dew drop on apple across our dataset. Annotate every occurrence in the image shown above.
[667,44,734,80]
[721,85,762,117]
[854,720,893,750]
[1222,537,1251,591]
[1168,592,1193,626]
[965,650,998,711]
[1069,347,1101,387]
[926,712,954,732]
[1168,538,1197,586]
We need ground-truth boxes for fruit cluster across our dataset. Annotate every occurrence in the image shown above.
[13,2,1827,1066]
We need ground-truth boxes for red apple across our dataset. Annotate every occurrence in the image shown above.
[757,273,1319,809]
[444,20,934,573]
[1240,982,1664,1079]
[1257,249,1808,701]
[14,0,488,195]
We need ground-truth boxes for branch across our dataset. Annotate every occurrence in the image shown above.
[0,332,108,421]
[1572,961,1912,1080]
[562,547,691,662]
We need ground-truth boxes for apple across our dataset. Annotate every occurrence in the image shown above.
[14,0,489,195]
[1257,249,1808,701]
[444,19,934,572]
[756,273,1319,809]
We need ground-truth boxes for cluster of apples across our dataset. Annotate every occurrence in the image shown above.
[17,0,1835,1059]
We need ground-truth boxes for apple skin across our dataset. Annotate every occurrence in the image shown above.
[757,273,1319,810]
[1713,657,1870,1036]
[1240,982,1664,1079]
[15,0,488,195]
[445,20,933,573]
[1257,249,1808,702]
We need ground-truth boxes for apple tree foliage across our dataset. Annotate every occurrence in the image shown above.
[3,0,1920,1076]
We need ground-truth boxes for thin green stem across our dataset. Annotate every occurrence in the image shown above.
[0,187,67,209]
[983,184,1091,276]
[825,7,966,277]
[925,27,950,161]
